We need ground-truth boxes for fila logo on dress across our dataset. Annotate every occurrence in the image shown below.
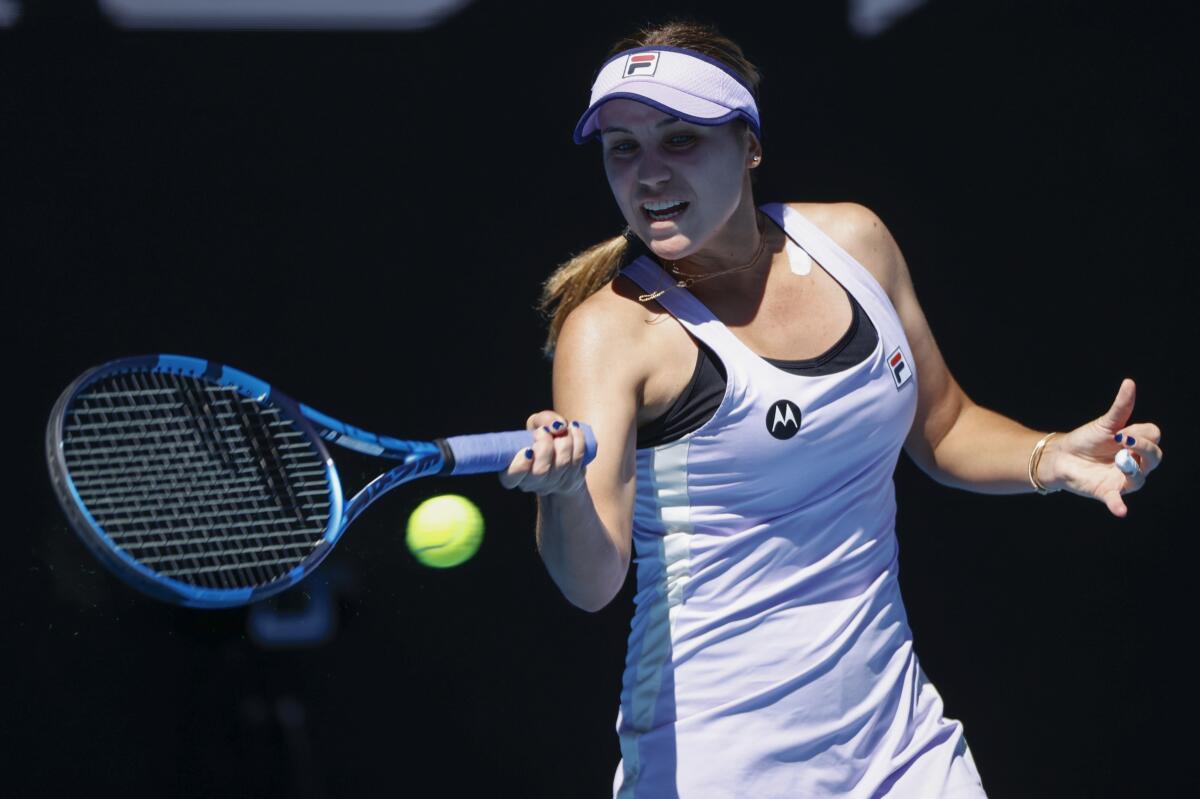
[888,346,912,390]
[766,399,802,440]
[623,52,659,78]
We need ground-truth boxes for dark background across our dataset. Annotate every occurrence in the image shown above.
[2,1,1194,796]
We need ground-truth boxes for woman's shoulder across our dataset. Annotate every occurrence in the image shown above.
[552,276,678,417]
[555,275,664,365]
[784,200,879,232]
[781,201,903,300]
[577,269,675,330]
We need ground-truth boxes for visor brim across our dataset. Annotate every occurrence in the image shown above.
[572,83,755,144]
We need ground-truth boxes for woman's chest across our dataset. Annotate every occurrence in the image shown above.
[638,262,855,425]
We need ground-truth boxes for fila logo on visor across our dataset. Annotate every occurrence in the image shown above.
[624,52,659,78]
[766,399,802,440]
[888,347,912,389]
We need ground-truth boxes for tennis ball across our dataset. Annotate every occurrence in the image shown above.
[405,494,484,568]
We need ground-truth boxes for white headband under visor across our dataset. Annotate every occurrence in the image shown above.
[572,45,761,145]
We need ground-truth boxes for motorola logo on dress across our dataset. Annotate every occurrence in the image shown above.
[766,400,802,440]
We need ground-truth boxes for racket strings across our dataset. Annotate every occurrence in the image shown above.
[62,371,332,590]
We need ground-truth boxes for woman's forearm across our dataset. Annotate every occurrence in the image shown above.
[536,487,629,612]
[926,401,1059,494]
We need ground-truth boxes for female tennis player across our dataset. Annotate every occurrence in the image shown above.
[499,20,1163,798]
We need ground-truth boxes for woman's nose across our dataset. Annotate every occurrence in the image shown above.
[636,149,671,188]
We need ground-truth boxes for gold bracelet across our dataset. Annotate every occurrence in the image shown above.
[1028,432,1060,495]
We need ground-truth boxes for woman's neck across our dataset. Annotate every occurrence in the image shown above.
[662,208,784,305]
[669,202,764,276]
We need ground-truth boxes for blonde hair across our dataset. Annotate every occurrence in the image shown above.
[537,19,763,358]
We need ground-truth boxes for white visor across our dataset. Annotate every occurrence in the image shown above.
[573,46,761,144]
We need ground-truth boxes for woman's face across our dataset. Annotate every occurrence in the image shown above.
[597,99,758,264]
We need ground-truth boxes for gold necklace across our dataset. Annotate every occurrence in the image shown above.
[637,213,770,303]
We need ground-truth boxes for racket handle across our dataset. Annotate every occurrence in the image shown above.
[440,423,597,476]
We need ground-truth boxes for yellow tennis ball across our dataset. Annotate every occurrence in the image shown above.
[405,494,484,568]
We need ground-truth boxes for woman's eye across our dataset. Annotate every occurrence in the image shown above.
[667,134,696,147]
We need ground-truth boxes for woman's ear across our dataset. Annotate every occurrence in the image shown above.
[746,129,763,168]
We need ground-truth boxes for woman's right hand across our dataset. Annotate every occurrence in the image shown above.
[499,410,589,497]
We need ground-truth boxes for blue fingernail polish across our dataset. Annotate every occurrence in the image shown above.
[525,449,533,459]
[1114,434,1123,442]
[543,426,550,433]
[552,421,562,430]
[1126,436,1135,445]
[571,421,580,428]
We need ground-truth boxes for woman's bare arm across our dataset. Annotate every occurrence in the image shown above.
[823,202,1163,514]
[501,290,643,611]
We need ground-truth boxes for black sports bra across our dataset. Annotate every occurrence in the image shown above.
[636,281,879,449]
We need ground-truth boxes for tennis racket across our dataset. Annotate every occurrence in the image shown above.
[45,354,596,608]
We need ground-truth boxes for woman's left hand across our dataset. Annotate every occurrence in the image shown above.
[1041,378,1163,517]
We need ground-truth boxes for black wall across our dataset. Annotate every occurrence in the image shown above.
[3,2,1193,796]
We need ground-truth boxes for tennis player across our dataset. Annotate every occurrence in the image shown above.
[499,20,1163,798]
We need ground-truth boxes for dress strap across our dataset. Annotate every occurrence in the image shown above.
[619,255,718,329]
[618,256,752,377]
[758,202,895,312]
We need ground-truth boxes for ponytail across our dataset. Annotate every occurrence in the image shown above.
[537,232,630,359]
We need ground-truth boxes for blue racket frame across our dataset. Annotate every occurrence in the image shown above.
[46,354,596,608]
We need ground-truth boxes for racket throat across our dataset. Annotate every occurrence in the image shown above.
[433,438,457,475]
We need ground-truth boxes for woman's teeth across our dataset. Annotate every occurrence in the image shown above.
[643,201,689,221]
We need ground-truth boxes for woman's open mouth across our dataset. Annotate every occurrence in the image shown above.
[642,200,689,222]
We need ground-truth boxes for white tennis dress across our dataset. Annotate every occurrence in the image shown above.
[611,203,987,798]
